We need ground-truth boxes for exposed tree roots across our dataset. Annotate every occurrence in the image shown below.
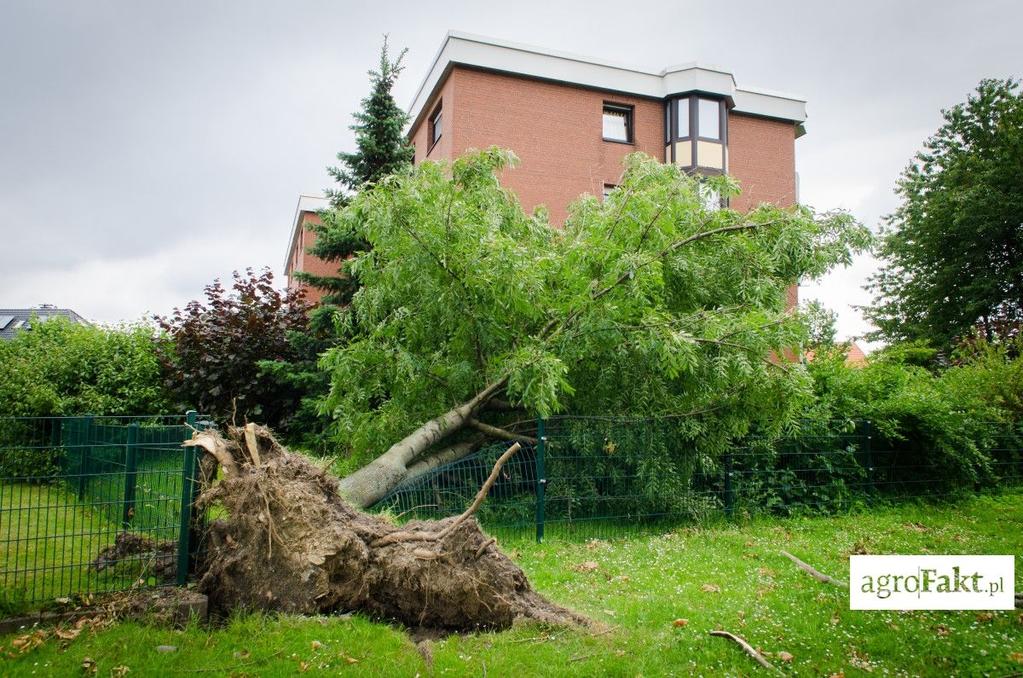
[183,424,586,632]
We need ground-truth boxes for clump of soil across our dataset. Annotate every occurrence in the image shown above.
[90,533,177,582]
[186,425,585,632]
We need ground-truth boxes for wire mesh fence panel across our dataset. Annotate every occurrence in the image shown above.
[373,441,539,542]
[371,416,1023,544]
[0,413,210,614]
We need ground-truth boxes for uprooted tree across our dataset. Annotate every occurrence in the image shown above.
[320,148,871,507]
[103,149,868,631]
[182,424,583,630]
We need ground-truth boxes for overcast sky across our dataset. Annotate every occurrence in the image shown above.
[1,1,1020,346]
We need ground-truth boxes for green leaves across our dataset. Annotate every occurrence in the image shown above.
[867,78,1023,348]
[0,318,169,417]
[505,344,574,418]
[321,148,870,464]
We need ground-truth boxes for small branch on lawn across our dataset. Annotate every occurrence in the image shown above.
[468,418,539,445]
[709,630,777,671]
[780,550,847,587]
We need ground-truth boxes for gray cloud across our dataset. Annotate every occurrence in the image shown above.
[1,0,1020,337]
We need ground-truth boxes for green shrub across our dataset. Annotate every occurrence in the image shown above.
[0,317,170,417]
[799,339,1022,492]
[0,447,62,481]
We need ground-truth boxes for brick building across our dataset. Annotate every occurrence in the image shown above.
[284,194,331,304]
[286,32,807,304]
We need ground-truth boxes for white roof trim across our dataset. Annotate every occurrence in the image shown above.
[408,31,807,130]
[283,194,330,275]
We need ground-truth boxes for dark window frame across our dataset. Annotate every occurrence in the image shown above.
[428,104,443,151]
[602,183,618,200]
[602,102,634,144]
[695,97,724,143]
[672,96,693,142]
[665,94,728,167]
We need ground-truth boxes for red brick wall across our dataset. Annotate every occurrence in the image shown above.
[727,113,799,307]
[413,74,456,164]
[286,211,335,305]
[726,113,797,211]
[412,66,664,225]
[408,73,801,305]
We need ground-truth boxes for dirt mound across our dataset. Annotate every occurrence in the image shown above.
[186,425,585,631]
[90,533,177,582]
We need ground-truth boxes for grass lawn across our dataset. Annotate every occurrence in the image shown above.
[0,480,179,615]
[1,491,1021,676]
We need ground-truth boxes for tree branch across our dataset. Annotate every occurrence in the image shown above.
[371,442,522,547]
[593,219,782,302]
[780,550,847,587]
[467,418,538,444]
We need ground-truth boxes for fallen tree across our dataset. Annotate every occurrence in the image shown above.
[315,148,871,507]
[184,424,584,631]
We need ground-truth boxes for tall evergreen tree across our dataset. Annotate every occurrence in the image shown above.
[866,79,1023,348]
[277,39,415,451]
[296,36,415,331]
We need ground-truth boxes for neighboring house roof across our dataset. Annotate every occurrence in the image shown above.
[804,341,870,368]
[0,306,90,341]
[408,31,808,134]
[283,194,331,275]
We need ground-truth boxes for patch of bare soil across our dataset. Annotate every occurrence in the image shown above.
[186,425,586,632]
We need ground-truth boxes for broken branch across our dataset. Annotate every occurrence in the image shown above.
[438,442,522,539]
[709,630,776,671]
[780,550,847,587]
[467,418,538,445]
[370,442,522,547]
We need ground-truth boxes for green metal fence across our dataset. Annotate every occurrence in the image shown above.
[3,412,1021,612]
[373,417,1023,542]
[0,413,211,613]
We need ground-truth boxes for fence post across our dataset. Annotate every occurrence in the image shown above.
[77,415,94,500]
[723,452,735,519]
[535,417,546,544]
[177,410,199,585]
[121,422,139,528]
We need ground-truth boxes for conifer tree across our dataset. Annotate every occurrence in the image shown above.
[296,36,414,329]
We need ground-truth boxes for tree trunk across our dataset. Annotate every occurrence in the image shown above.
[333,216,779,506]
[337,377,508,507]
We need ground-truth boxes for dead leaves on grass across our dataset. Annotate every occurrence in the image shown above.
[5,615,110,658]
[9,630,47,654]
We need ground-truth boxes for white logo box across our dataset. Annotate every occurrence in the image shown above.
[850,555,1015,610]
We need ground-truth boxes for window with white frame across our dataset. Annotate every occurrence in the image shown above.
[602,104,633,143]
